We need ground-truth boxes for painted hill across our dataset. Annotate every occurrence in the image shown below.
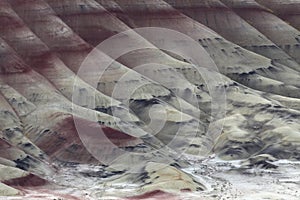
[0,0,299,199]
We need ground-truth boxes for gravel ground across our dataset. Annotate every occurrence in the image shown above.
[2,156,300,200]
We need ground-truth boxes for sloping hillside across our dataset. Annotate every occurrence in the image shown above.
[0,0,299,199]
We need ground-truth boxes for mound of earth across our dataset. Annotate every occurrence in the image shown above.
[0,0,299,199]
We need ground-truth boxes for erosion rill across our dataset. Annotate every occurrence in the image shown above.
[0,0,299,199]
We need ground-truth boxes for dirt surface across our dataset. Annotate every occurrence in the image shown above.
[2,156,299,200]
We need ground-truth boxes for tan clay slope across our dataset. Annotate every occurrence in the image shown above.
[163,0,300,72]
[43,0,214,116]
[1,26,202,189]
[44,0,300,160]
[9,0,205,117]
[8,0,214,154]
[0,0,140,123]
[0,0,300,198]
[255,0,300,32]
[90,0,300,100]
[0,1,207,195]
[221,0,300,64]
[44,0,300,137]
